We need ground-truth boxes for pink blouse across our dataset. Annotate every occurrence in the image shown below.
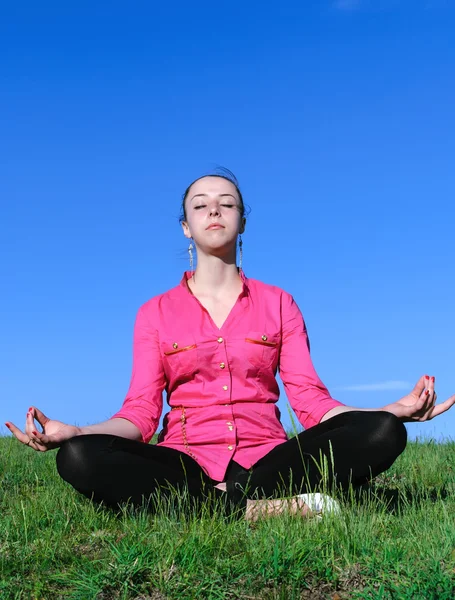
[111,271,344,481]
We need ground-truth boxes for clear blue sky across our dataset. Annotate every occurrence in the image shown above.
[2,0,454,442]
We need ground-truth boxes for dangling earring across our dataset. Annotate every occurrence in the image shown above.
[238,234,243,273]
[188,238,194,278]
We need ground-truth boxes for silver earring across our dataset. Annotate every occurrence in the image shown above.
[238,234,243,272]
[188,238,194,276]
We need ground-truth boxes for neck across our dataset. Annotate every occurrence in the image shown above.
[188,256,242,296]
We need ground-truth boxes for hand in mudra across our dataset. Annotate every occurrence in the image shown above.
[383,375,455,422]
[5,407,80,452]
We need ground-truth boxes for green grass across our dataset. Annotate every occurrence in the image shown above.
[1,435,455,600]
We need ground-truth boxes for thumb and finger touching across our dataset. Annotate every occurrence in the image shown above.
[5,407,53,451]
[410,374,455,421]
[393,375,436,421]
[31,406,50,428]
[412,375,436,420]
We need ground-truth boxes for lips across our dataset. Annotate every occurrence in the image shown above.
[206,224,225,230]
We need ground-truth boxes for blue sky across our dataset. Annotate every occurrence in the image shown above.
[2,0,454,442]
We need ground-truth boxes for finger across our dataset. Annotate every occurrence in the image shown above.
[425,376,437,415]
[425,391,444,420]
[35,443,49,453]
[424,397,438,421]
[32,406,50,429]
[25,410,40,438]
[5,421,47,451]
[422,375,437,413]
[414,379,432,415]
[426,394,455,420]
[413,375,427,398]
[26,437,47,452]
[420,376,436,420]
[30,429,52,447]
[402,375,428,418]
[5,422,30,445]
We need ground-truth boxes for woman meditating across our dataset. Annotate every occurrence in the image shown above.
[6,169,455,520]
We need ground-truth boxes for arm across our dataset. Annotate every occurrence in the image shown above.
[320,405,381,422]
[278,292,345,429]
[109,303,166,443]
[78,418,142,439]
[6,303,165,451]
[6,410,143,451]
[278,293,455,425]
[322,376,455,423]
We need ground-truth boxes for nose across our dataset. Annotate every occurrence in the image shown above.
[209,204,221,217]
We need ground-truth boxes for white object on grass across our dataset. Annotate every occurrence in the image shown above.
[297,493,341,516]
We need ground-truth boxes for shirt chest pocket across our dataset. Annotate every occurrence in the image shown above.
[245,331,280,369]
[162,338,198,376]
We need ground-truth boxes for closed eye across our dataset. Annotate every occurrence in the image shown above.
[194,204,235,209]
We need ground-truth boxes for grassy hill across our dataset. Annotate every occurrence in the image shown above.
[1,435,454,599]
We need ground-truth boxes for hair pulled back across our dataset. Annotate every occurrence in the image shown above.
[179,167,249,223]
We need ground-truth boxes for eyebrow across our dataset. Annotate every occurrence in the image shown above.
[190,193,238,202]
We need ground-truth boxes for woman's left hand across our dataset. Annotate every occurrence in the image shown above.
[382,375,455,422]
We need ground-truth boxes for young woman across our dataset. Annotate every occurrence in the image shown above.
[6,169,455,520]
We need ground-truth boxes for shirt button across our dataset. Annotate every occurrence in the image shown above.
[172,342,178,349]
[228,426,233,431]
[261,335,268,341]
[219,362,225,369]
[227,445,233,451]
[226,421,232,425]
[217,337,223,343]
[222,385,228,391]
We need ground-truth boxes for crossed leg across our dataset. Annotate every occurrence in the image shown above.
[56,411,406,520]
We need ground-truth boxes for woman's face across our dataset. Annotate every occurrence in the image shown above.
[182,176,246,254]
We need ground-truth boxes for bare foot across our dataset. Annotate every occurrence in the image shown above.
[213,484,333,521]
[245,497,312,522]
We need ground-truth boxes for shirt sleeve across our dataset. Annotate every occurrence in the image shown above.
[110,304,166,443]
[279,291,344,429]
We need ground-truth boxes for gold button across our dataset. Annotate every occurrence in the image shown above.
[172,342,178,349]
[227,445,233,451]
[217,337,223,343]
[261,335,267,341]
[228,426,233,431]
[220,362,225,369]
[222,385,228,391]
[226,421,232,425]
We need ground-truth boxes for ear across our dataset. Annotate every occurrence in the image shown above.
[239,218,246,235]
[181,221,192,240]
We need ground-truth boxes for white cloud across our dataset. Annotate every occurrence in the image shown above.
[333,380,411,392]
[333,0,362,9]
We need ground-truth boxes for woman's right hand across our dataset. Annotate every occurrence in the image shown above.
[5,407,81,452]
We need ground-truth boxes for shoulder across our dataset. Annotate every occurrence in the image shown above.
[247,276,304,322]
[136,281,183,318]
[246,275,294,302]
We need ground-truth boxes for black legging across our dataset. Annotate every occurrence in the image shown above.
[56,411,407,515]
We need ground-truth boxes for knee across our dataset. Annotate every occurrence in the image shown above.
[56,435,98,488]
[370,411,407,458]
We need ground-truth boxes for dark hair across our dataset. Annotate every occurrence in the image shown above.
[179,166,249,223]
